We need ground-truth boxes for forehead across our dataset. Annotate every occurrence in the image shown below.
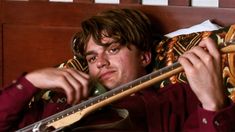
[85,36,115,50]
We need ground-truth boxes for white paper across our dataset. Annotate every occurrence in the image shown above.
[192,0,218,7]
[142,0,168,6]
[49,0,73,2]
[95,0,119,4]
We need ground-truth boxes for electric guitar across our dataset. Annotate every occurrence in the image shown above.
[17,42,235,132]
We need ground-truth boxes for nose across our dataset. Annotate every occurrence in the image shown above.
[97,54,109,68]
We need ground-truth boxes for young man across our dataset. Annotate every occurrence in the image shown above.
[0,9,234,131]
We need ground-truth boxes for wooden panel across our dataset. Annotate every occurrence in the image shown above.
[2,25,78,86]
[168,0,190,6]
[74,0,94,3]
[0,0,3,88]
[29,0,49,2]
[120,0,140,4]
[3,1,104,26]
[3,2,235,33]
[137,6,235,33]
[2,1,235,87]
[219,0,235,8]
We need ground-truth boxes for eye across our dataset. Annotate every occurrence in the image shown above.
[109,47,119,54]
[107,44,121,54]
[86,56,97,64]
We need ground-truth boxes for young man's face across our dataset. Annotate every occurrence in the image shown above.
[85,36,151,89]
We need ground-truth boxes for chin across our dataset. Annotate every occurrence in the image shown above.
[103,82,119,90]
[104,84,116,90]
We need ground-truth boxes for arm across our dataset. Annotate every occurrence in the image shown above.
[25,68,90,104]
[178,38,235,131]
[178,37,227,111]
[0,76,38,131]
[0,67,90,131]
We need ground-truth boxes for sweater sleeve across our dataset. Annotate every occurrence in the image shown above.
[196,101,235,132]
[141,83,235,132]
[0,75,38,132]
[180,82,235,132]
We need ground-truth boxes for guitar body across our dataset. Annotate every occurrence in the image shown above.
[59,107,130,132]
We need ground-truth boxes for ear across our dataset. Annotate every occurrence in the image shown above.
[140,51,152,67]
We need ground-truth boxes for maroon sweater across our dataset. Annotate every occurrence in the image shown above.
[0,76,235,132]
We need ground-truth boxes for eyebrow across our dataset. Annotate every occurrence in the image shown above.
[84,51,96,57]
[84,42,118,56]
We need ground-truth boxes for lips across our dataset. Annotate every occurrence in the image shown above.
[99,70,115,81]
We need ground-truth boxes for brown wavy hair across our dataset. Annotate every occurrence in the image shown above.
[72,8,154,57]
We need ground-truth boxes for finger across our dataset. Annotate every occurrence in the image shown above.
[65,68,90,81]
[181,52,203,69]
[65,68,90,98]
[199,38,222,73]
[178,55,194,75]
[67,68,90,79]
[78,70,90,79]
[199,38,220,61]
[190,46,214,69]
[56,76,75,105]
[60,70,84,104]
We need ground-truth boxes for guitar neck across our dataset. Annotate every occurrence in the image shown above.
[17,43,235,132]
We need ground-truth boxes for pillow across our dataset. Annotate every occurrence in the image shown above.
[154,24,235,102]
[58,56,88,73]
[59,24,235,102]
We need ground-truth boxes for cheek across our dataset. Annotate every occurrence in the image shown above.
[121,54,142,68]
[117,55,142,75]
[88,64,98,77]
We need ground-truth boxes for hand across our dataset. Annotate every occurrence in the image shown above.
[25,68,90,105]
[178,38,227,111]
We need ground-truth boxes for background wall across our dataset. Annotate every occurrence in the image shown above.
[0,0,234,88]
[3,0,235,7]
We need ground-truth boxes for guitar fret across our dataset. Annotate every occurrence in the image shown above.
[42,62,182,127]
